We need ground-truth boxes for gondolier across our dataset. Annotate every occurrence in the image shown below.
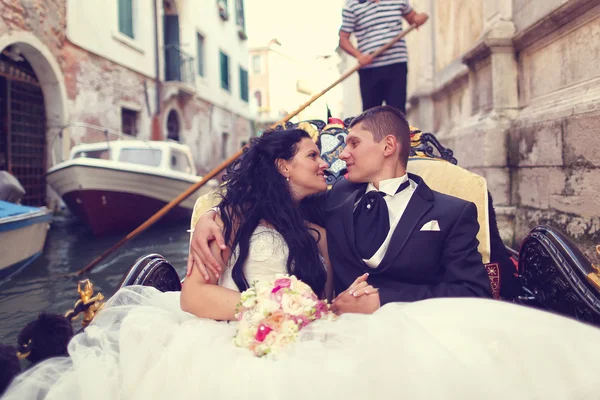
[339,0,428,114]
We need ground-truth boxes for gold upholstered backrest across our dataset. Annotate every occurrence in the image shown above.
[190,189,220,233]
[407,158,490,263]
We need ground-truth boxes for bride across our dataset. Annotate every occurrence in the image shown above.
[3,128,600,400]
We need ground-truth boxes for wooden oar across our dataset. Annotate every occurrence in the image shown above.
[74,24,418,276]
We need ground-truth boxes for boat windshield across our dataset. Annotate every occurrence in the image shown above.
[73,149,110,160]
[118,148,162,167]
[170,149,192,174]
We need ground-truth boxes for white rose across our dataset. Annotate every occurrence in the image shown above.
[281,294,304,315]
[298,295,318,313]
[260,299,280,315]
[280,320,299,336]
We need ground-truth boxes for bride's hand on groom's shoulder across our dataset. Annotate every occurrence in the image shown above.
[331,273,380,315]
[187,210,227,281]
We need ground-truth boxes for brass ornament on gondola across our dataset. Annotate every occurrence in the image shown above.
[408,126,457,164]
[586,245,600,291]
[64,279,106,328]
[16,339,31,360]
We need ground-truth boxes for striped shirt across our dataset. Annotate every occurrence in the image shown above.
[340,0,412,69]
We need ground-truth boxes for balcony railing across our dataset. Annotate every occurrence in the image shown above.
[164,44,195,85]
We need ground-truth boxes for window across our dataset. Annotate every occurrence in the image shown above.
[239,67,248,102]
[235,0,246,37]
[170,149,192,174]
[251,55,261,73]
[217,0,229,20]
[121,108,138,136]
[220,51,230,91]
[196,33,205,77]
[118,149,162,167]
[166,110,180,142]
[73,150,110,160]
[254,90,263,108]
[221,132,230,159]
[118,0,134,38]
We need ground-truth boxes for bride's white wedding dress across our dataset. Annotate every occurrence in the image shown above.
[4,226,600,399]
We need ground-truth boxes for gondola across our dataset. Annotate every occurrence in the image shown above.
[4,117,600,392]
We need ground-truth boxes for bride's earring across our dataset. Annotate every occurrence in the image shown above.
[286,177,290,182]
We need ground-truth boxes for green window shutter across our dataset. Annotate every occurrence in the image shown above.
[220,51,230,91]
[197,34,205,76]
[118,0,134,38]
[239,67,248,102]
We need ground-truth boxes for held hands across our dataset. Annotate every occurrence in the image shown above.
[186,210,227,281]
[331,273,380,315]
[185,213,382,314]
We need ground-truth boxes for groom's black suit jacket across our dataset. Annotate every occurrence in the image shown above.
[302,173,492,305]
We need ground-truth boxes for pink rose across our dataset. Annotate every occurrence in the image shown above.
[255,324,272,342]
[272,290,283,303]
[271,278,292,294]
[314,301,329,318]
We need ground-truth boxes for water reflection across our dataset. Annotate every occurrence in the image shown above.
[0,215,191,344]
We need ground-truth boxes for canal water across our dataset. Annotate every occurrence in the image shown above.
[0,214,191,345]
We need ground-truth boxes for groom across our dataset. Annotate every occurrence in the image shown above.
[189,106,492,313]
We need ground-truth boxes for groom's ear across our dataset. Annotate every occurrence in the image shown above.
[382,135,398,157]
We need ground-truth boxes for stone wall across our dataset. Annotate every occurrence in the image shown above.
[406,0,600,262]
[62,42,157,143]
[0,0,66,57]
[433,0,482,72]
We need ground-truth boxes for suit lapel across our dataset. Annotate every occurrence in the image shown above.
[378,174,434,271]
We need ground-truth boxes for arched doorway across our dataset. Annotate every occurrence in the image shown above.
[166,109,180,141]
[0,33,67,208]
[0,48,46,206]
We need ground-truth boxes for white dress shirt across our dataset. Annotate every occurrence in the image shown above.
[359,174,418,268]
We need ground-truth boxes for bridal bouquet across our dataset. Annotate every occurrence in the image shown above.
[233,274,335,357]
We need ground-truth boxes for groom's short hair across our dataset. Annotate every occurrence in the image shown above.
[349,105,411,166]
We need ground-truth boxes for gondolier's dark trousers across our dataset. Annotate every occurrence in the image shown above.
[358,62,408,115]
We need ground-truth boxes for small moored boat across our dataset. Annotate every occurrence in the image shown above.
[46,138,218,236]
[0,200,52,279]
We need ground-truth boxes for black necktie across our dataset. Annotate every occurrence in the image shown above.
[354,180,410,259]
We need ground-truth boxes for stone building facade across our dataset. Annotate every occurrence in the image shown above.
[0,0,251,208]
[340,0,600,260]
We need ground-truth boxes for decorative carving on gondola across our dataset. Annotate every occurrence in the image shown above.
[273,118,458,185]
[116,253,182,292]
[485,263,500,300]
[586,245,600,291]
[8,260,181,374]
[409,128,458,165]
[64,279,106,328]
[517,227,600,325]
[15,312,74,365]
[317,119,349,185]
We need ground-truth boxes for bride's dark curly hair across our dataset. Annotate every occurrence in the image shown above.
[218,128,327,297]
